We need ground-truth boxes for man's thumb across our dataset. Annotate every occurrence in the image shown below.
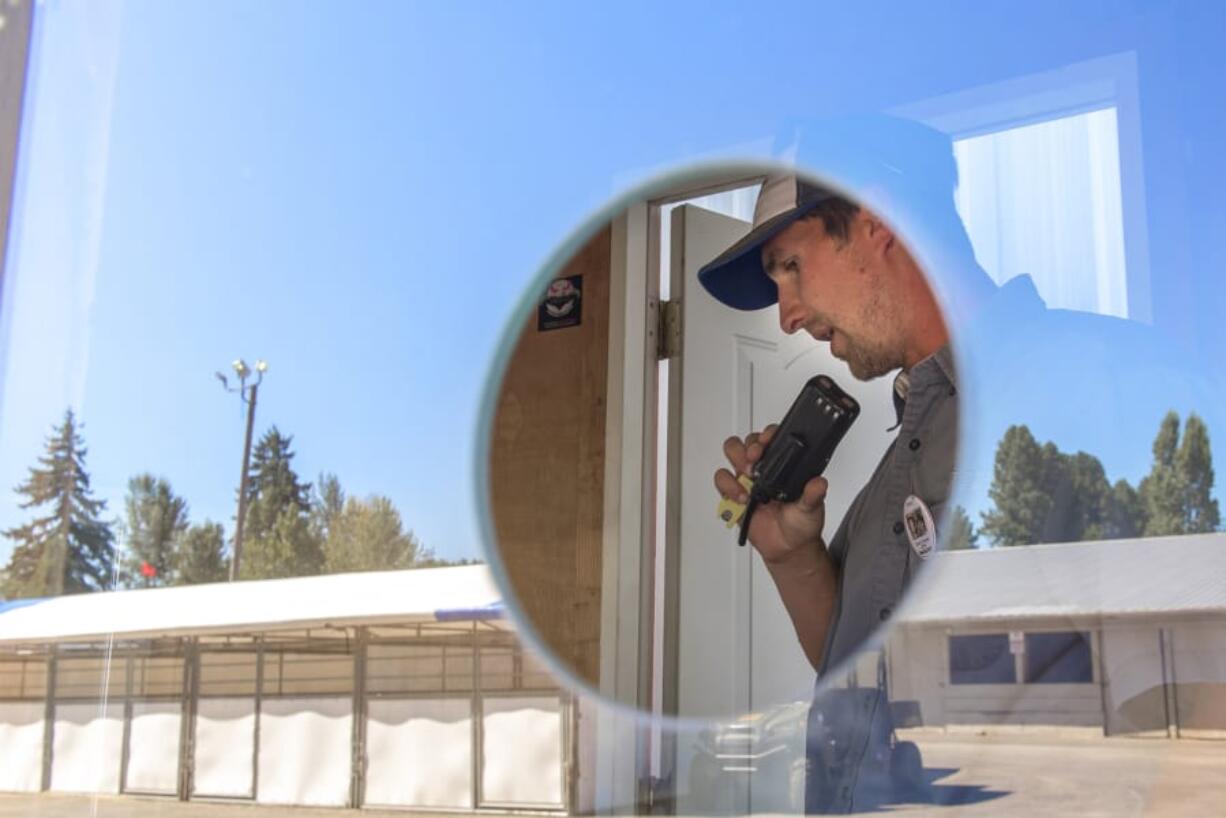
[796,476,829,513]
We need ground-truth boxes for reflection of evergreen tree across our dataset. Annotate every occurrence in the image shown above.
[1041,451,1112,543]
[1104,479,1146,539]
[944,506,979,550]
[1139,412,1182,537]
[240,427,321,579]
[982,412,1220,547]
[322,495,432,574]
[121,474,189,587]
[175,522,229,585]
[310,472,346,545]
[2,410,115,598]
[1140,412,1221,535]
[980,425,1052,546]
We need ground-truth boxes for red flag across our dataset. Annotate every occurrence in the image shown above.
[140,561,157,578]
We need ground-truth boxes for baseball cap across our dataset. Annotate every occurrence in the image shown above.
[698,114,962,312]
[696,173,840,311]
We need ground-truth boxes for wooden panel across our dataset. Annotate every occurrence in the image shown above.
[489,226,611,688]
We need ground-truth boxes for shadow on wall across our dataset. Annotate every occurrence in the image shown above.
[1116,683,1226,737]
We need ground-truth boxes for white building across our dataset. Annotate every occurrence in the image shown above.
[0,565,580,811]
[889,532,1226,739]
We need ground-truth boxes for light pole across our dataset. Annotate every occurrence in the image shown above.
[216,358,267,581]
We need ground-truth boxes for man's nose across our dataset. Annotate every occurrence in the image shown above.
[776,285,807,335]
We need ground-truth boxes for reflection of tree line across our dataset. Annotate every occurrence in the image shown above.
[1,409,474,600]
[947,410,1221,549]
[3,407,1217,597]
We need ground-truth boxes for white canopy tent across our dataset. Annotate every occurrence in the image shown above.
[0,566,573,812]
[0,564,504,645]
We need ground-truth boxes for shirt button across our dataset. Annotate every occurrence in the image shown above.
[893,520,905,535]
[909,438,921,451]
[879,606,892,621]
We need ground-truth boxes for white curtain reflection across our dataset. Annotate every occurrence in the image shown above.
[953,107,1129,318]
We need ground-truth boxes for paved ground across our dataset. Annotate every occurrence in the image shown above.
[0,793,408,818]
[875,730,1226,817]
[1,733,1222,817]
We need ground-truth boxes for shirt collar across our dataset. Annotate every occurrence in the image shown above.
[888,344,956,428]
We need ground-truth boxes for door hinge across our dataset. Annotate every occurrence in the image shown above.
[657,299,682,360]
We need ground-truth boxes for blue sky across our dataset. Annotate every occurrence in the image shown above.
[1,0,1224,565]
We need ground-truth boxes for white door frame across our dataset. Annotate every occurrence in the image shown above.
[593,171,764,813]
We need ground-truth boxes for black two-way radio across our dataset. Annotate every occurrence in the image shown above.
[734,374,860,546]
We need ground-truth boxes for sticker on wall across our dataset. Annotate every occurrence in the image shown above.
[538,275,582,331]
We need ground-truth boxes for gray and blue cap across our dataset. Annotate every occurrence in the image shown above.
[697,174,839,311]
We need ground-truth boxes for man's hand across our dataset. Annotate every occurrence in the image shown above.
[714,424,829,564]
[714,424,839,672]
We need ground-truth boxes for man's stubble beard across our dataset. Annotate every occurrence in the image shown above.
[839,268,906,382]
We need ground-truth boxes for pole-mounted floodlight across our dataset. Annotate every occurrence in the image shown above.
[217,357,267,581]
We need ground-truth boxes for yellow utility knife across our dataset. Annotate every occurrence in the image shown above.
[717,474,755,529]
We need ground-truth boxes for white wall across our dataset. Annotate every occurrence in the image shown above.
[1171,621,1226,738]
[892,625,1104,730]
[944,683,1102,727]
[124,701,180,794]
[192,697,255,798]
[50,702,123,793]
[365,696,473,809]
[482,695,565,807]
[1101,624,1167,736]
[0,701,44,792]
[257,696,351,807]
[887,627,947,726]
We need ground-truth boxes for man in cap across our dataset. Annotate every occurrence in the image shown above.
[702,165,960,811]
[703,168,962,680]
[700,116,1223,812]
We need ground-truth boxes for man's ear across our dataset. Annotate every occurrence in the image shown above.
[857,184,899,260]
[857,208,896,260]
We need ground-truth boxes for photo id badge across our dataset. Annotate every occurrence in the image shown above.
[902,495,936,560]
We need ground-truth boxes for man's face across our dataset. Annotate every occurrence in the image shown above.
[760,213,904,381]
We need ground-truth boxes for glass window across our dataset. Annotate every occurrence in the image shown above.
[1024,631,1093,684]
[949,634,1016,684]
[953,108,1128,318]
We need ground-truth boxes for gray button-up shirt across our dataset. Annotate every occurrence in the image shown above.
[819,344,959,675]
[805,346,958,813]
